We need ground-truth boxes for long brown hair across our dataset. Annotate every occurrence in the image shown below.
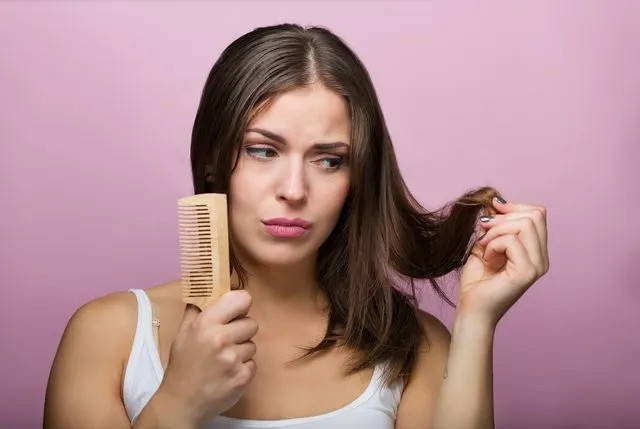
[190,23,502,388]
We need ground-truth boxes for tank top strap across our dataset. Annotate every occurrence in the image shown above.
[371,359,391,394]
[126,289,164,378]
[127,288,153,332]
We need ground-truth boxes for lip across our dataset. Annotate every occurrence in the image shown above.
[261,217,313,229]
[263,224,309,238]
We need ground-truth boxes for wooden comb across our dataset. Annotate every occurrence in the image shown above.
[178,193,235,311]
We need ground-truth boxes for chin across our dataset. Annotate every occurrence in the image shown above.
[252,241,317,265]
[232,226,321,265]
[261,249,312,265]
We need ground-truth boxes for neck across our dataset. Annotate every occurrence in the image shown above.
[245,263,326,314]
[237,254,328,318]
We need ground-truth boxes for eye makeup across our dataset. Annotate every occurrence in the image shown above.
[243,144,347,171]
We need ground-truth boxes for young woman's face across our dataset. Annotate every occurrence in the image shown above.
[229,83,351,268]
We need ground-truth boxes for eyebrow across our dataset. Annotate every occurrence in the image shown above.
[245,127,349,150]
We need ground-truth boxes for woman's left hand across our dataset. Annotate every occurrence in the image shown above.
[458,196,550,326]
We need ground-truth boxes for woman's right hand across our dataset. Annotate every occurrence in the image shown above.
[156,289,259,426]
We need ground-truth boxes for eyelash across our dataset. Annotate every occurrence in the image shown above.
[244,146,347,171]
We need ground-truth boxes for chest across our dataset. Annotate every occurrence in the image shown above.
[220,339,375,420]
[153,301,377,421]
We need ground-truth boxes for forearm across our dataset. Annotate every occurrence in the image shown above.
[431,312,496,429]
[132,389,199,429]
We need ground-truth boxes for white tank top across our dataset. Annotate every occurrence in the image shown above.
[122,288,406,428]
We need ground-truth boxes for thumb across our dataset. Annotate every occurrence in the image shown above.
[179,303,201,331]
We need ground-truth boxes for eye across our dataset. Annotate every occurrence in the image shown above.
[316,157,345,171]
[245,145,346,171]
[245,146,277,159]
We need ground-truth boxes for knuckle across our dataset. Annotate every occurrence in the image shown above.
[212,331,231,350]
[240,362,255,383]
[250,318,259,333]
[244,362,254,377]
[505,234,518,244]
[220,350,239,366]
[522,217,536,231]
[210,335,222,350]
[526,265,539,281]
[193,317,209,334]
[242,290,253,306]
[187,316,200,332]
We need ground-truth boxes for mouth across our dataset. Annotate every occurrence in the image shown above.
[261,217,313,229]
[262,223,309,238]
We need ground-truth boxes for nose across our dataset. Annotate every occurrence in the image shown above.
[276,156,307,205]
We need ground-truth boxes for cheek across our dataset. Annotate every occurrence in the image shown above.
[229,161,264,199]
[228,172,259,224]
[318,179,350,217]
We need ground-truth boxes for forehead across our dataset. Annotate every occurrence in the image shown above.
[246,84,351,141]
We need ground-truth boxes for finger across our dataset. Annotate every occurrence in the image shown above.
[179,303,201,333]
[202,289,253,325]
[233,340,257,363]
[477,217,545,274]
[238,359,258,382]
[224,316,259,344]
[502,204,548,254]
[490,195,537,213]
[490,196,546,219]
[478,210,548,265]
[483,234,537,285]
[479,209,547,249]
[488,198,547,233]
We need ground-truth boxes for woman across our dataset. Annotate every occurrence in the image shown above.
[44,23,549,429]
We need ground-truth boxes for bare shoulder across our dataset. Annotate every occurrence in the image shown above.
[71,290,138,343]
[44,289,139,427]
[415,309,451,353]
[394,309,451,429]
[65,281,182,372]
[60,289,139,380]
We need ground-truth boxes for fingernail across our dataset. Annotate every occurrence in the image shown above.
[495,195,507,204]
[479,215,494,222]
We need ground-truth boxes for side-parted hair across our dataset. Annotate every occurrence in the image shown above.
[190,23,501,389]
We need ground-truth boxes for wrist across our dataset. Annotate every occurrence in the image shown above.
[134,386,199,429]
[453,308,497,334]
[157,385,201,428]
[456,300,500,330]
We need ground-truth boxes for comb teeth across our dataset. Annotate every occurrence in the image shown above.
[177,193,231,310]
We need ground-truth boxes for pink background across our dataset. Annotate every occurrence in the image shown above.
[2,1,639,428]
